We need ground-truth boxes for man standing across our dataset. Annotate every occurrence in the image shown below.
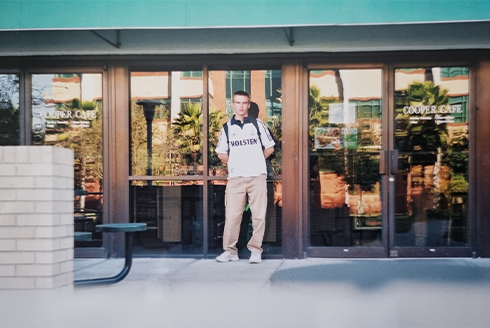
[215,91,275,264]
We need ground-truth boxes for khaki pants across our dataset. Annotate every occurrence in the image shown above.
[223,174,267,254]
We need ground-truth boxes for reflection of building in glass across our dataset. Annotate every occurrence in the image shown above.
[265,70,282,117]
[130,70,282,121]
[130,71,206,178]
[43,74,103,105]
[209,70,282,119]
[131,71,204,120]
[395,68,469,122]
[310,69,382,122]
[32,74,102,133]
[130,70,283,175]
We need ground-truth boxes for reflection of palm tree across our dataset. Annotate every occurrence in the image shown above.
[173,103,202,153]
[395,81,449,154]
[309,85,325,125]
[309,85,338,147]
[208,108,227,169]
[173,103,203,169]
[406,81,448,108]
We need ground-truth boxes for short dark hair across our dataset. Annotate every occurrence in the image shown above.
[233,90,250,99]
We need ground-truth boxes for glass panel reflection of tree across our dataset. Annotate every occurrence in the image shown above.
[0,74,20,145]
[130,71,206,254]
[31,74,104,247]
[309,69,382,247]
[130,71,204,177]
[394,67,469,247]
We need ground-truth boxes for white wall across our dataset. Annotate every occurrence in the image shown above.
[0,146,74,289]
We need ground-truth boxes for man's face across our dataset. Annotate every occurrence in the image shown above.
[232,95,250,118]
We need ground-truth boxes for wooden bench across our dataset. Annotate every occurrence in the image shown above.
[74,223,147,286]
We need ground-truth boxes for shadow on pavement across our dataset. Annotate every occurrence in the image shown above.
[270,260,490,289]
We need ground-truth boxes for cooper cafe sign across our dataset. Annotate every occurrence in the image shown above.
[403,104,462,125]
[43,109,97,128]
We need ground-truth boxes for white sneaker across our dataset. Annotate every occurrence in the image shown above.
[216,250,239,262]
[249,252,262,264]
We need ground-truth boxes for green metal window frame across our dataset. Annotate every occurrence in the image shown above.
[181,71,203,78]
[354,99,381,119]
[440,67,469,78]
[449,96,469,123]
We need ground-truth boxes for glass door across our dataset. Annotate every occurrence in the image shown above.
[308,68,387,257]
[31,73,104,249]
[390,67,471,257]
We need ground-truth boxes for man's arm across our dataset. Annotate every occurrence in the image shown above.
[263,146,274,159]
[218,153,229,165]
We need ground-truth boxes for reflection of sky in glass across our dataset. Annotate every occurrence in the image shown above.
[208,70,282,120]
[310,69,382,100]
[0,74,20,108]
[81,74,101,101]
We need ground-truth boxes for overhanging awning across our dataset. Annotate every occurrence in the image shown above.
[2,21,490,56]
[1,0,490,31]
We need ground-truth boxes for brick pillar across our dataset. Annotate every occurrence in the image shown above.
[0,146,74,289]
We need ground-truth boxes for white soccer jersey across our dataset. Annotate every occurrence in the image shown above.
[216,117,275,178]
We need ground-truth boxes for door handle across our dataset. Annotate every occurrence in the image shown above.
[379,150,386,175]
[390,150,398,175]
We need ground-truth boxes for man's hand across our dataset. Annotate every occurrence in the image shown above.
[263,147,274,159]
[218,153,229,165]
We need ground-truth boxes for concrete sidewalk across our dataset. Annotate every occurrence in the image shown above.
[2,257,490,327]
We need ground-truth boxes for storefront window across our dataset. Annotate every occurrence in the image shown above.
[130,71,203,177]
[0,74,20,145]
[208,180,282,256]
[32,73,104,247]
[394,67,469,247]
[309,69,383,247]
[208,70,282,177]
[130,69,282,256]
[130,181,203,254]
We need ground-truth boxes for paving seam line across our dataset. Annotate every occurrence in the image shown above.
[262,259,286,288]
